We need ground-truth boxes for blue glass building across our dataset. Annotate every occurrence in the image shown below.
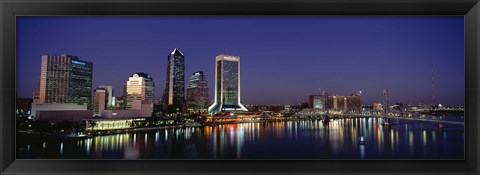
[162,48,186,114]
[39,54,93,108]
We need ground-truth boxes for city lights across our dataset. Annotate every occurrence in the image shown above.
[15,16,464,160]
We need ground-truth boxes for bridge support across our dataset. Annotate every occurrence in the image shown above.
[381,89,391,126]
[322,115,330,124]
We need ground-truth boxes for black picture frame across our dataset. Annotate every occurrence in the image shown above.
[1,0,479,174]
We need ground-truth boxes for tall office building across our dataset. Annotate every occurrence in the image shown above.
[38,54,93,107]
[162,48,186,114]
[186,71,209,114]
[97,85,114,108]
[93,87,108,116]
[125,72,154,109]
[208,54,248,115]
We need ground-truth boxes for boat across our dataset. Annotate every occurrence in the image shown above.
[60,133,93,140]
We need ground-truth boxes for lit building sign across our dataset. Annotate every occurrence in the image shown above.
[223,56,239,62]
[72,60,86,65]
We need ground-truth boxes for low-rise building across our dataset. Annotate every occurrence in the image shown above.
[31,103,91,122]
[35,110,93,122]
[99,100,152,118]
[84,118,145,131]
[133,100,152,117]
[100,109,140,118]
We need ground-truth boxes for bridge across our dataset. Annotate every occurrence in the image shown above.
[292,110,464,125]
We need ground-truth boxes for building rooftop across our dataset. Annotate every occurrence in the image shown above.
[130,72,152,79]
[171,48,184,56]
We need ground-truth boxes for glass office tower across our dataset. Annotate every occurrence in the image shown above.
[208,54,248,115]
[162,48,186,114]
[186,71,209,114]
[39,54,93,108]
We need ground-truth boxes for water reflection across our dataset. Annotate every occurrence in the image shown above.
[59,142,63,156]
[17,117,464,159]
[360,144,365,159]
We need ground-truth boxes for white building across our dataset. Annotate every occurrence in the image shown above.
[125,72,154,109]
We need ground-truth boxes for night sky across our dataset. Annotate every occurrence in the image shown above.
[16,16,464,106]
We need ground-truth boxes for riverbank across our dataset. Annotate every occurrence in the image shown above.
[19,115,464,140]
[18,120,285,139]
[17,124,186,140]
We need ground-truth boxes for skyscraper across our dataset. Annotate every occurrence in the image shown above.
[208,54,248,115]
[186,71,209,114]
[38,54,93,107]
[93,87,108,116]
[125,72,154,109]
[162,48,186,114]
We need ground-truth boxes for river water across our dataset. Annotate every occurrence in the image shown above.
[17,116,464,159]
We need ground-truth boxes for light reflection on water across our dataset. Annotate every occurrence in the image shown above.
[17,117,464,159]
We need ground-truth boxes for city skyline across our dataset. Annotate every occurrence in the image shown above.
[16,16,465,106]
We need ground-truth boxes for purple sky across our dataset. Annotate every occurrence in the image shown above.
[16,16,464,106]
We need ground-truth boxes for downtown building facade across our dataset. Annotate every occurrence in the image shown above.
[326,93,361,111]
[38,54,93,107]
[125,72,154,110]
[31,103,92,122]
[162,48,186,114]
[308,95,324,110]
[208,54,248,115]
[186,71,209,114]
[97,85,114,108]
[93,87,108,116]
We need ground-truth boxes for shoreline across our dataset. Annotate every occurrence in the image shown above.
[17,115,464,139]
[17,124,187,140]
